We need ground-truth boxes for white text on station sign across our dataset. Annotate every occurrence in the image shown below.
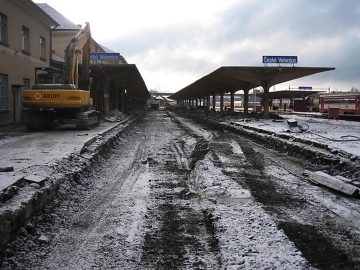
[90,53,120,61]
[262,56,298,64]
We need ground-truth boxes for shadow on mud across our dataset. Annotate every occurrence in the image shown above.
[278,222,356,270]
[238,138,359,270]
[141,137,221,269]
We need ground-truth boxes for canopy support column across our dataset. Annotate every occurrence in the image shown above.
[104,78,110,114]
[262,81,270,119]
[220,92,224,113]
[243,89,250,115]
[207,94,211,111]
[212,94,216,112]
[120,86,125,112]
[230,90,235,113]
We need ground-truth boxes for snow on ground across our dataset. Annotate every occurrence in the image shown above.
[224,113,360,157]
[179,115,314,269]
[179,118,214,141]
[188,151,313,269]
[0,121,124,192]
[1,111,359,269]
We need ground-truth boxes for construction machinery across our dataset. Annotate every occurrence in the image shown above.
[23,23,99,130]
[154,93,173,110]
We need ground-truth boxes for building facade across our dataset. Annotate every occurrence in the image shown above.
[0,1,149,127]
[0,0,57,125]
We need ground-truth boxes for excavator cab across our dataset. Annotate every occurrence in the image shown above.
[34,67,64,85]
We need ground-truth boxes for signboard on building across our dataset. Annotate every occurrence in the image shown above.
[262,56,298,64]
[90,53,120,61]
[299,86,312,90]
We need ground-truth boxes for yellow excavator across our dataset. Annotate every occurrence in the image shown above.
[23,23,99,130]
[154,93,173,110]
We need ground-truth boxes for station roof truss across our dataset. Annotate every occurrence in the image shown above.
[91,64,150,101]
[169,66,335,101]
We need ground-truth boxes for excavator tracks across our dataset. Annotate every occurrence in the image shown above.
[75,110,100,130]
[26,111,55,131]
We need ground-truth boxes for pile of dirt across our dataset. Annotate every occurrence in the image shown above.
[104,109,127,122]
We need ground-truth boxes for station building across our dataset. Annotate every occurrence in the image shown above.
[0,0,57,125]
[0,0,149,126]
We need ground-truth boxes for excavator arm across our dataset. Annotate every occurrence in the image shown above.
[155,93,173,110]
[64,22,91,89]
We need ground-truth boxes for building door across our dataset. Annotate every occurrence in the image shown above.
[12,85,23,122]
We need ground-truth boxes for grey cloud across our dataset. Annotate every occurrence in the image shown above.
[103,0,360,90]
[220,0,360,39]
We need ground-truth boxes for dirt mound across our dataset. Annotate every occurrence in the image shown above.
[104,109,127,122]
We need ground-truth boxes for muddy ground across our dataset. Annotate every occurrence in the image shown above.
[1,110,360,269]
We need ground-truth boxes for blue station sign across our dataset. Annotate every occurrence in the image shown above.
[299,86,312,90]
[262,56,298,64]
[90,53,120,61]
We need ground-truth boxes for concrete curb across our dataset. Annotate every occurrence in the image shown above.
[303,170,359,197]
[177,112,360,195]
[0,112,145,260]
[214,118,360,174]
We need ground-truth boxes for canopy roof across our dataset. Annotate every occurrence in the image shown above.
[91,64,150,101]
[169,66,335,100]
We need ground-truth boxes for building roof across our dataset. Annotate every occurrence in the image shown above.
[99,44,115,53]
[19,0,59,27]
[36,3,81,30]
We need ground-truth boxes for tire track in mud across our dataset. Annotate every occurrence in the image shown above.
[140,115,222,269]
[1,112,223,269]
[245,142,360,270]
[175,121,312,269]
[1,113,164,269]
[194,116,360,270]
[36,119,154,269]
[4,111,359,269]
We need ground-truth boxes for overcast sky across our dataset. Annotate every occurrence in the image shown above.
[37,0,360,93]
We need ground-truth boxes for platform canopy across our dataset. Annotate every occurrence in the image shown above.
[91,64,150,101]
[169,66,335,101]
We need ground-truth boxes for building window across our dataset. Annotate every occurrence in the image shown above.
[23,78,30,90]
[0,13,7,43]
[0,74,8,109]
[22,26,29,52]
[40,36,46,59]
